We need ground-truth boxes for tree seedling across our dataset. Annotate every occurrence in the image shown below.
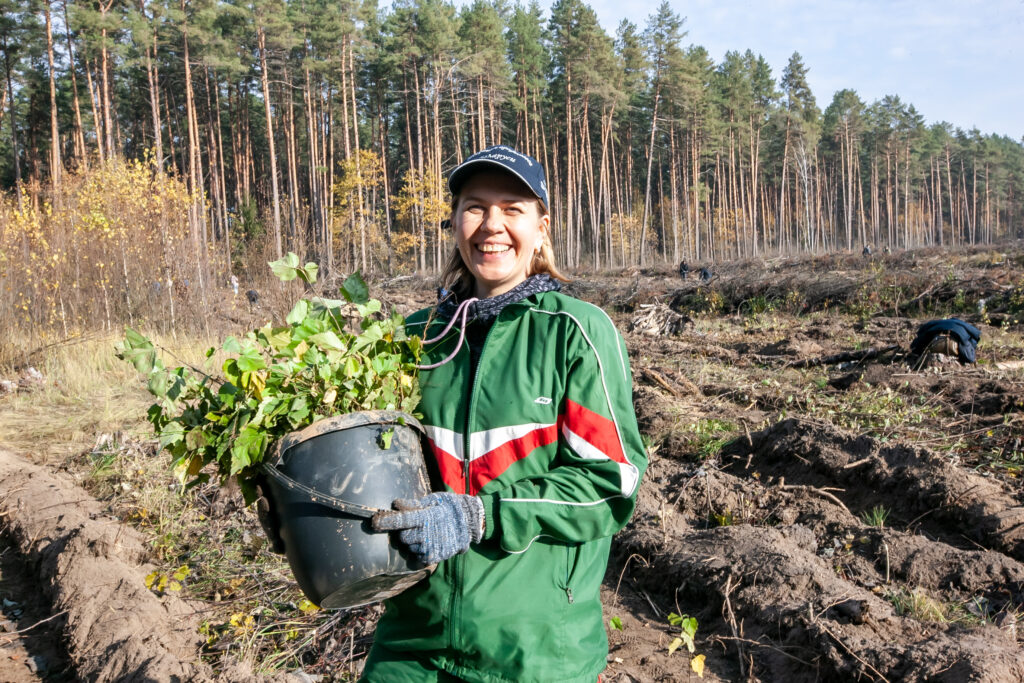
[667,612,705,678]
[117,253,423,503]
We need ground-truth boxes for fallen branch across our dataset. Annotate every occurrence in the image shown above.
[641,368,679,396]
[721,575,747,679]
[897,282,943,314]
[709,635,816,669]
[779,483,852,517]
[0,609,69,643]
[785,345,900,369]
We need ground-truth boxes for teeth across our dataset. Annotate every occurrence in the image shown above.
[478,244,510,253]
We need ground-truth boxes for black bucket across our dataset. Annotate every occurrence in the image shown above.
[260,410,433,609]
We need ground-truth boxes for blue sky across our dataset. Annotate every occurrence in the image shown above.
[462,0,1024,140]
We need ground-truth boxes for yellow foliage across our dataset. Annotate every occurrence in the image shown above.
[392,166,449,227]
[0,158,217,342]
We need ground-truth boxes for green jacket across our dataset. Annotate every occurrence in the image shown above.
[373,290,647,683]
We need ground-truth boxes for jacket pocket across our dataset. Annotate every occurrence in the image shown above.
[558,542,582,605]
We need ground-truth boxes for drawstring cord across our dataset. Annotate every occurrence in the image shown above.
[415,297,479,370]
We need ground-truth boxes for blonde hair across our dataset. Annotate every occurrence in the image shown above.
[439,196,569,299]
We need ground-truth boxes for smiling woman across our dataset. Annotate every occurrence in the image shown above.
[439,146,567,299]
[360,146,648,682]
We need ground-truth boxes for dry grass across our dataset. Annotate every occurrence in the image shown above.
[0,330,220,464]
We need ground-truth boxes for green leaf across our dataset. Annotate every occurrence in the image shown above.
[610,616,623,631]
[298,262,319,285]
[287,397,310,427]
[117,327,159,374]
[681,616,698,639]
[269,252,301,281]
[236,349,267,373]
[263,326,293,353]
[222,336,242,354]
[286,300,309,325]
[223,358,240,384]
[340,271,369,304]
[309,331,345,352]
[147,371,171,399]
[158,422,185,450]
[356,299,382,318]
[230,427,265,475]
[343,356,361,378]
[378,428,394,450]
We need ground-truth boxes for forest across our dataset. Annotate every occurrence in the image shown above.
[2,0,1024,338]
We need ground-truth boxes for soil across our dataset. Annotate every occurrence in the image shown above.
[0,533,74,682]
[1,245,1023,681]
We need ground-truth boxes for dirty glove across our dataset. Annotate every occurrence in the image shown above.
[371,492,484,565]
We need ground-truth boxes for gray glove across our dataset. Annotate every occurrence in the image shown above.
[371,492,484,565]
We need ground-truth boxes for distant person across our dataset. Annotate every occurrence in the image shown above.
[699,266,712,283]
[678,261,689,280]
[883,246,891,254]
[230,274,239,297]
[862,245,872,257]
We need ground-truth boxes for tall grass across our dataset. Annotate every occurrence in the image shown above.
[0,331,219,464]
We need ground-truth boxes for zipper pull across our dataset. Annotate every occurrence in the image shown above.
[566,587,574,604]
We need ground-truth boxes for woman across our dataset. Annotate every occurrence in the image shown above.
[364,145,647,682]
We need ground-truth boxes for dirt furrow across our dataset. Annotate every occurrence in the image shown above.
[0,449,293,683]
[725,418,1024,561]
[614,517,1024,681]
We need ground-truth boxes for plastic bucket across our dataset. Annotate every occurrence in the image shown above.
[260,410,433,609]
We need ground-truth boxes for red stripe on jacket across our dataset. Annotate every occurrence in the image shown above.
[428,439,466,493]
[562,398,627,464]
[469,424,559,494]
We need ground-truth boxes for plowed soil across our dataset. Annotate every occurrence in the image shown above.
[1,244,1023,681]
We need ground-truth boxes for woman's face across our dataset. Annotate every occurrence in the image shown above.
[454,170,549,299]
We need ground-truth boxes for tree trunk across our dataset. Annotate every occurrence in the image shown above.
[638,84,660,266]
[44,1,61,192]
[257,24,283,257]
[61,0,87,169]
[2,38,24,209]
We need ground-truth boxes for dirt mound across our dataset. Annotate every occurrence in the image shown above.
[726,419,1024,561]
[613,434,1024,680]
[0,449,288,683]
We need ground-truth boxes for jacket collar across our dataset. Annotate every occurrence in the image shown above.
[437,274,561,324]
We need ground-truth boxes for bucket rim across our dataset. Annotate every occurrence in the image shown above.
[275,409,424,456]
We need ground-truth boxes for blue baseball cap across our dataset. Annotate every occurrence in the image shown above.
[448,145,549,209]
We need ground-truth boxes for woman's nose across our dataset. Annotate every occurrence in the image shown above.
[480,206,503,232]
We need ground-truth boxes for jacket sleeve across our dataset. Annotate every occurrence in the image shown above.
[478,307,648,553]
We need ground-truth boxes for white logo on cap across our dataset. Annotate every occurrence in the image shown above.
[492,145,534,167]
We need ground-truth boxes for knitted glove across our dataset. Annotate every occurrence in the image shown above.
[371,492,484,565]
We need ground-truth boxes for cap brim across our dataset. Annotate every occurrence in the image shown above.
[448,159,543,203]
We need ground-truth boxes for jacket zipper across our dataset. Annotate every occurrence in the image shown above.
[563,543,581,604]
[450,317,494,652]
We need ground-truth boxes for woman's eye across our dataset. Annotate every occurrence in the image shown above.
[465,206,483,214]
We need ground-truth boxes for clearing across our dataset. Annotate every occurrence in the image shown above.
[1,245,1022,681]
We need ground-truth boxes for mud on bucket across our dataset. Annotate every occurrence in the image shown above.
[259,410,434,609]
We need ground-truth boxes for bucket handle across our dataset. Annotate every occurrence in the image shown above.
[260,464,382,519]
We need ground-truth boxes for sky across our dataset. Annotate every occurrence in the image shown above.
[461,0,1024,141]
